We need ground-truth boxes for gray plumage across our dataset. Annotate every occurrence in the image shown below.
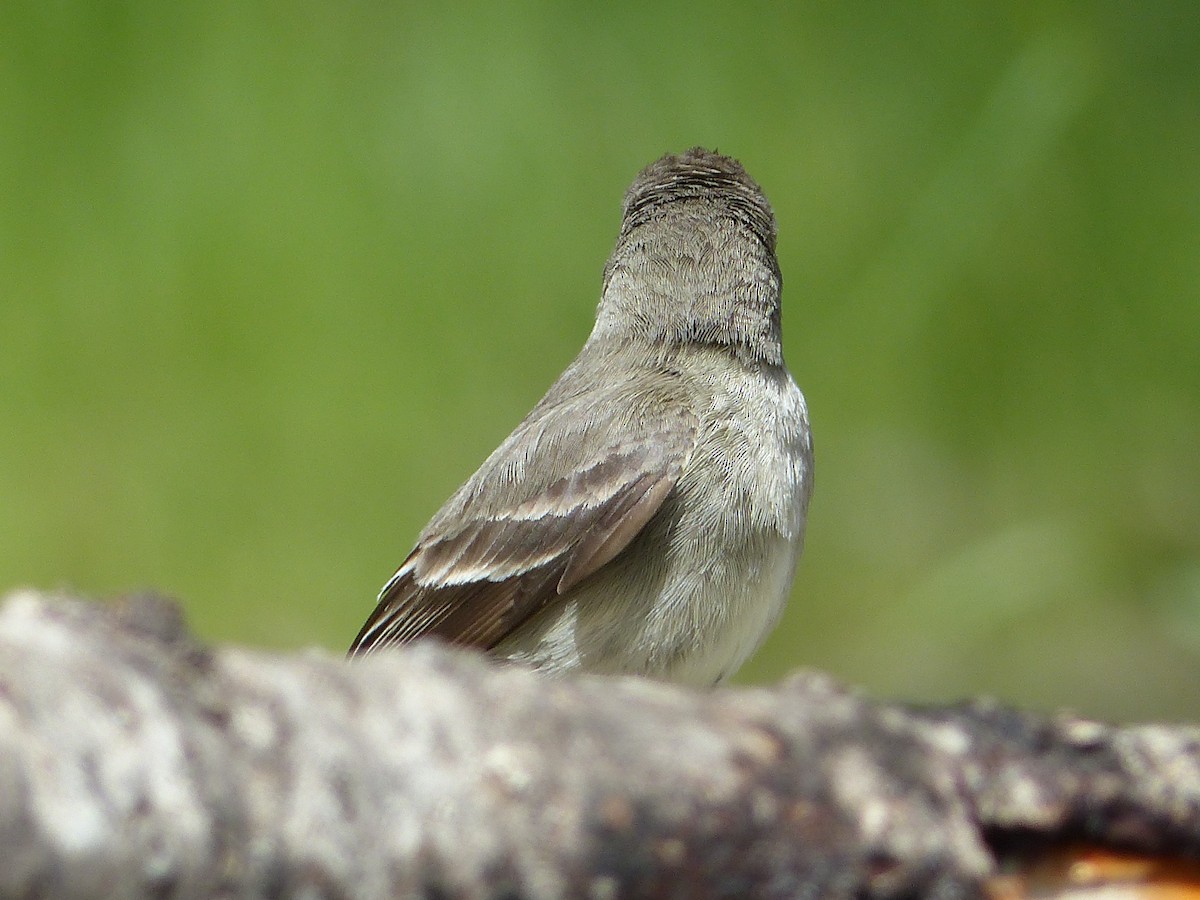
[350,147,813,685]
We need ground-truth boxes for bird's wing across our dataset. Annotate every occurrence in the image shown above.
[348,397,697,655]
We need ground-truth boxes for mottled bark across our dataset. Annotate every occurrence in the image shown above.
[0,590,1196,899]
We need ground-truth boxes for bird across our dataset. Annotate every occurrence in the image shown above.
[349,147,813,686]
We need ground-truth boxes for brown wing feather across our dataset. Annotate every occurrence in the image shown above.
[349,412,695,656]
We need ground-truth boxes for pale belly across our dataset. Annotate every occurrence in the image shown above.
[496,528,802,686]
[654,531,801,685]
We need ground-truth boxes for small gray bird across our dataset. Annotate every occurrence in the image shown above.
[350,147,813,685]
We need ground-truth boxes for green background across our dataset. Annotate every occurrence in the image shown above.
[2,3,1197,721]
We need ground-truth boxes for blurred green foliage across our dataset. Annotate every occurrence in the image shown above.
[1,2,1196,721]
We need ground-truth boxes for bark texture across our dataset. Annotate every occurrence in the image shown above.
[0,589,1197,899]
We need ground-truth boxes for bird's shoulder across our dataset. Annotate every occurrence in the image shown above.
[421,346,701,534]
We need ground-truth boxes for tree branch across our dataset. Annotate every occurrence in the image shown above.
[0,590,1197,898]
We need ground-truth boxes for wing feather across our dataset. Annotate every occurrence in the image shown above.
[349,399,696,655]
